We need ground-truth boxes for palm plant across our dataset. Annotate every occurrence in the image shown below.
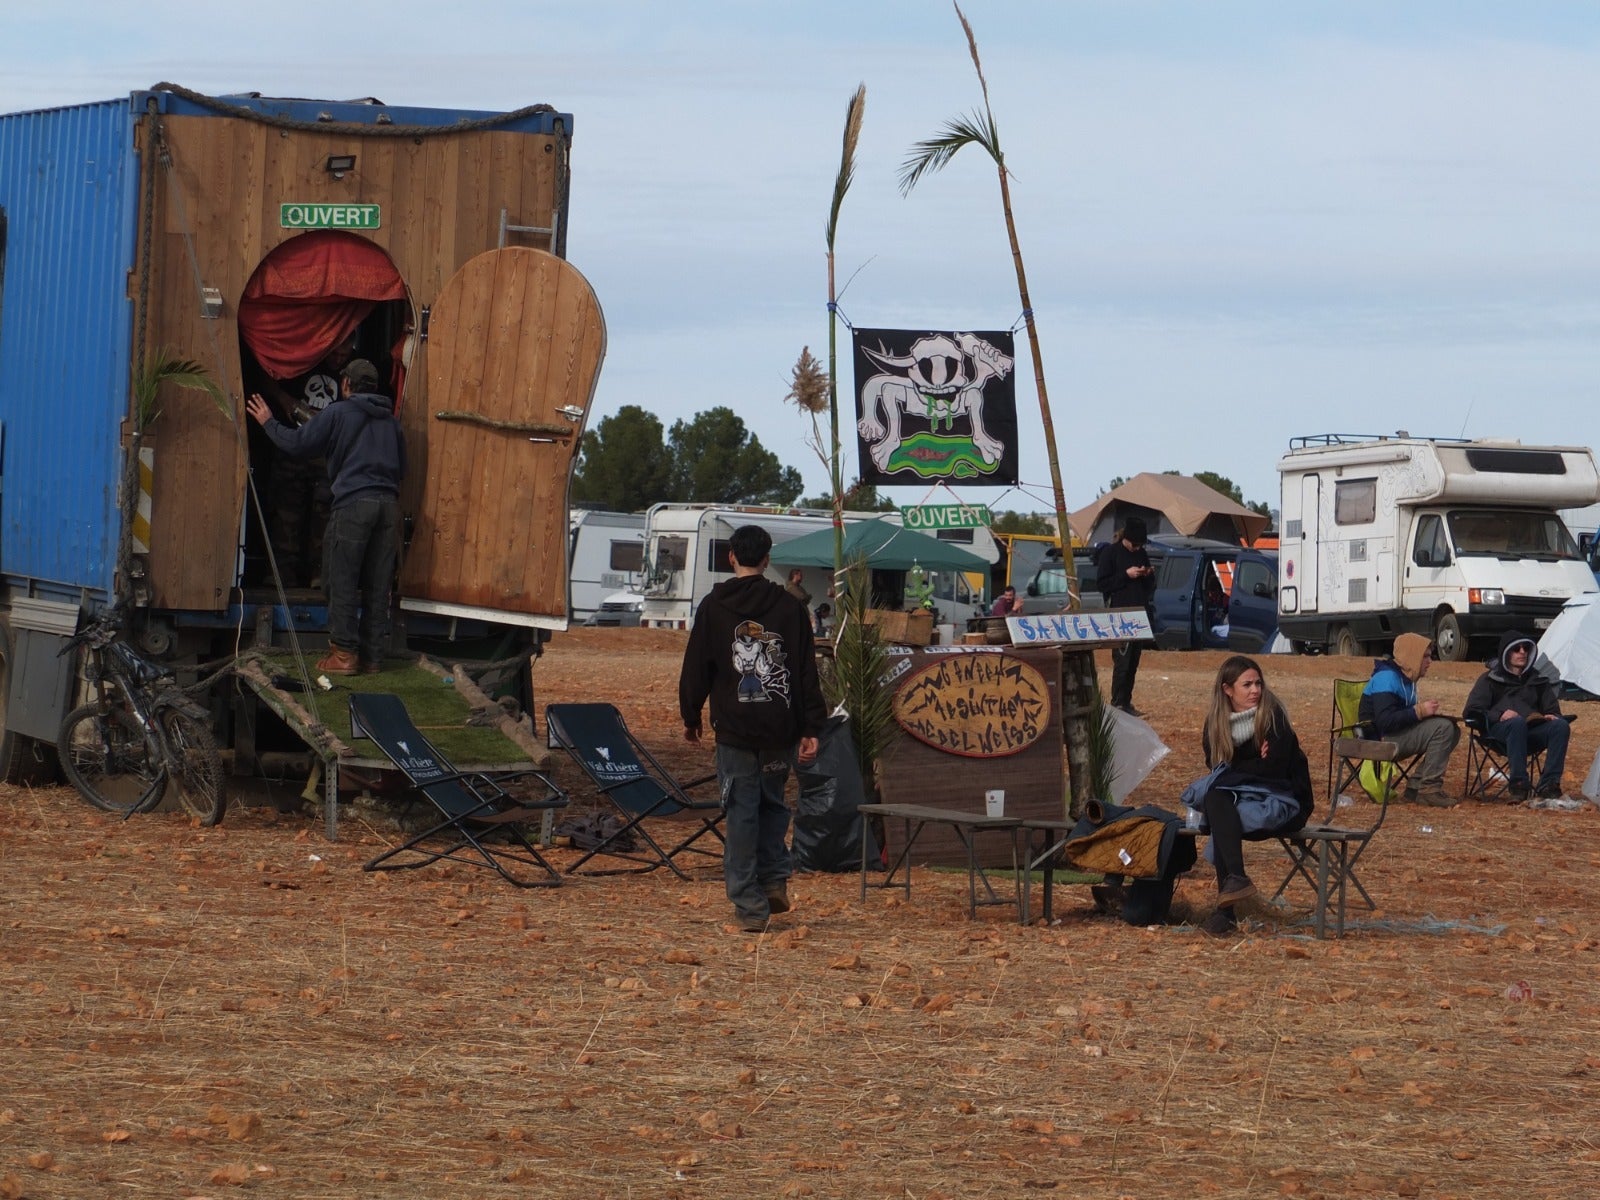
[132,349,226,430]
[820,557,896,803]
[899,2,1100,813]
[825,84,866,575]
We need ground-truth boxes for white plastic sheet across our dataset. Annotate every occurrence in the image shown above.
[1105,705,1170,803]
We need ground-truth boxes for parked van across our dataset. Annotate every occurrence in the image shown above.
[1278,435,1600,660]
[1022,537,1278,650]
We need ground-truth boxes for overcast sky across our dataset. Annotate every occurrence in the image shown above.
[6,1,1600,518]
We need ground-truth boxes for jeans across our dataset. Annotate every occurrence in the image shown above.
[323,493,401,665]
[1384,716,1461,789]
[1489,716,1570,790]
[1110,642,1143,708]
[715,743,794,922]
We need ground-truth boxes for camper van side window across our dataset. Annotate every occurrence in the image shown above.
[707,538,734,575]
[1413,514,1449,567]
[609,541,643,573]
[1334,479,1377,526]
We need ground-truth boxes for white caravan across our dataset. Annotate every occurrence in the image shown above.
[638,503,997,629]
[568,509,647,623]
[1277,434,1600,661]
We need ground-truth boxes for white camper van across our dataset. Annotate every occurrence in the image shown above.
[638,503,996,629]
[1277,434,1600,660]
[567,510,647,623]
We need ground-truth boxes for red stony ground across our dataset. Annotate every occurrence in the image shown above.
[0,628,1596,1197]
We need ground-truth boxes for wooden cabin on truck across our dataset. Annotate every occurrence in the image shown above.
[0,85,603,781]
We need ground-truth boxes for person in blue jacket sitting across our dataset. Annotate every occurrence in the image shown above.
[1358,633,1460,808]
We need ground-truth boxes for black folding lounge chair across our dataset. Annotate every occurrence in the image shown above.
[352,692,568,888]
[545,702,723,878]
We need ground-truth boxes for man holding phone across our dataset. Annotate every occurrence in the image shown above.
[1096,516,1156,716]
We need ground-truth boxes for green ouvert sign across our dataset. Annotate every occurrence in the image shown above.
[902,503,993,531]
[279,203,381,230]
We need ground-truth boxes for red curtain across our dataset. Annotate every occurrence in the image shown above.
[239,232,408,380]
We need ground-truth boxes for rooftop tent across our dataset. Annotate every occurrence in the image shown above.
[1069,473,1271,547]
[770,518,990,573]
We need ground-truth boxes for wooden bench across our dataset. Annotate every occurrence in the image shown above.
[858,803,1021,918]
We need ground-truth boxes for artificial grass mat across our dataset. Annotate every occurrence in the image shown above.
[247,651,529,766]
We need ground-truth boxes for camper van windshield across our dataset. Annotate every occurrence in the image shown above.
[1446,509,1580,561]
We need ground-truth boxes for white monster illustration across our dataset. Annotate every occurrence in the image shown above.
[856,331,1012,472]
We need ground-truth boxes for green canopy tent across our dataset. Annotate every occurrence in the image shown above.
[770,518,991,573]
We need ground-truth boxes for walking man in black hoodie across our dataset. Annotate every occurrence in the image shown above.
[246,358,406,676]
[679,525,827,932]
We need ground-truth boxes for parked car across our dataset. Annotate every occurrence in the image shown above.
[1024,537,1279,651]
[584,590,644,627]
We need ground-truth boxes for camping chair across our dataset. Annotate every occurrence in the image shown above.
[1269,679,1420,937]
[1462,713,1578,801]
[351,693,568,888]
[544,703,724,879]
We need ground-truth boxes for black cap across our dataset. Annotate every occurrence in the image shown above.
[342,358,381,392]
[1123,516,1148,545]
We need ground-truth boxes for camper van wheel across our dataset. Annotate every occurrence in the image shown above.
[1432,611,1467,662]
[1332,625,1362,657]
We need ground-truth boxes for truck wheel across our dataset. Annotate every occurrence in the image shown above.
[0,620,60,785]
[1433,612,1468,662]
[1332,625,1362,657]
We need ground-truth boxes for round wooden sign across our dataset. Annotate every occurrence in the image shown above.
[891,652,1052,757]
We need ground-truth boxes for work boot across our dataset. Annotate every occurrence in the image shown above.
[735,914,768,934]
[316,647,359,675]
[1535,780,1564,800]
[763,884,792,915]
[360,660,384,675]
[1507,781,1531,804]
[1414,787,1458,808]
[1216,875,1256,905]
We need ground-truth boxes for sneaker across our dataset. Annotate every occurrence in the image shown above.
[1199,910,1238,938]
[316,647,359,675]
[1216,874,1256,905]
[1116,703,1144,718]
[1535,781,1564,800]
[1414,787,1458,808]
[763,884,792,915]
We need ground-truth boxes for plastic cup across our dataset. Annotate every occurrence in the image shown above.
[985,789,1005,817]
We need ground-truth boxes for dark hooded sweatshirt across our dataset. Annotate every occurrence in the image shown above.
[1463,631,1562,725]
[679,574,827,752]
[258,391,406,507]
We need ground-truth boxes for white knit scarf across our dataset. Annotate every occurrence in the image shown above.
[1229,707,1258,746]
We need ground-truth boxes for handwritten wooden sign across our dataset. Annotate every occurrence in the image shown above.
[1008,608,1152,646]
[891,652,1051,758]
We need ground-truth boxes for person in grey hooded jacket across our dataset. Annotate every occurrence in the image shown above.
[247,357,406,675]
[1463,631,1569,802]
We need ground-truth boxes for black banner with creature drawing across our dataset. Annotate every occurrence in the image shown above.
[853,328,1019,486]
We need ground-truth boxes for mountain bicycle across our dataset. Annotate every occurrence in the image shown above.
[56,608,227,825]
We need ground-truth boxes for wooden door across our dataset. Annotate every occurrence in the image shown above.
[398,248,605,628]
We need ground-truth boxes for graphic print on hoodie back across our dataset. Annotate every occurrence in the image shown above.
[732,620,790,704]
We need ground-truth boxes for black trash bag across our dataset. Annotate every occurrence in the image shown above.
[792,715,880,873]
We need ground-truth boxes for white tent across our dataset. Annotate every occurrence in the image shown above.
[1538,595,1600,802]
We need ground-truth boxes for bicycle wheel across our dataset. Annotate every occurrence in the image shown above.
[57,703,167,816]
[157,706,227,826]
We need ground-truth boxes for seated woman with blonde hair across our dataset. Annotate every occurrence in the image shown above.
[1189,655,1315,937]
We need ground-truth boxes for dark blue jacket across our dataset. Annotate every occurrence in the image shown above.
[260,391,406,507]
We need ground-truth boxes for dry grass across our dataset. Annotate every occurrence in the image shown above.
[1,631,1598,1197]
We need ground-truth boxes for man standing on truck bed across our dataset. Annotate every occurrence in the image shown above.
[246,359,406,676]
[1097,517,1156,716]
[679,525,826,933]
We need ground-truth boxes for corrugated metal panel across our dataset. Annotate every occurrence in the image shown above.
[0,96,137,600]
